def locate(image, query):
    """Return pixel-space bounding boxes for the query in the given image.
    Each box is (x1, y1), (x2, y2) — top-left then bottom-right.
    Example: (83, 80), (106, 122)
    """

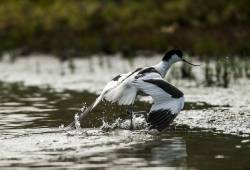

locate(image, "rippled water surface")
(0, 55), (250, 169)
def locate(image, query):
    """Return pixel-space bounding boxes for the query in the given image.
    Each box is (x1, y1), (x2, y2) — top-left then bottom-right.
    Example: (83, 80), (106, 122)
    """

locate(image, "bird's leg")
(127, 105), (133, 130)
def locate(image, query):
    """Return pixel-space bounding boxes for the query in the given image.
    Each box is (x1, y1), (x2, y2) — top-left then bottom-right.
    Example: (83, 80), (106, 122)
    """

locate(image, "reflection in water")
(185, 133), (250, 170)
(150, 138), (187, 166)
(0, 82), (250, 169)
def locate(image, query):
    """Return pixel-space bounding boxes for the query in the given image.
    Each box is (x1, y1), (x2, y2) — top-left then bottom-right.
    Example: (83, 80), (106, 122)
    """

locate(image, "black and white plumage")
(67, 49), (199, 131)
(94, 50), (185, 107)
(131, 72), (184, 131)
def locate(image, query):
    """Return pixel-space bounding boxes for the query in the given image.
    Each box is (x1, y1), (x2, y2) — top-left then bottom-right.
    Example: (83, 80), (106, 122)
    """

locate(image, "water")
(0, 55), (250, 169)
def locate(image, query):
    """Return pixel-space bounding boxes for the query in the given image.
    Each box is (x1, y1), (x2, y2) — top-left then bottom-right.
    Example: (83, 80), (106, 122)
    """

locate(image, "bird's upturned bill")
(182, 59), (200, 66)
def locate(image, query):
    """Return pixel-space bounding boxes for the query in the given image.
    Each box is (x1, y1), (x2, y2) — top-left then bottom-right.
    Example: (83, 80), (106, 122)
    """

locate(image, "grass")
(0, 0), (250, 57)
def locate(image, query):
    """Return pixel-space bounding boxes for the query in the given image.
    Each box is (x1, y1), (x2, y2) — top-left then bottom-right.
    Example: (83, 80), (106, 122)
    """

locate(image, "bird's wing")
(132, 73), (184, 112)
(132, 73), (183, 103)
(66, 72), (134, 129)
(101, 68), (142, 105)
(102, 67), (161, 105)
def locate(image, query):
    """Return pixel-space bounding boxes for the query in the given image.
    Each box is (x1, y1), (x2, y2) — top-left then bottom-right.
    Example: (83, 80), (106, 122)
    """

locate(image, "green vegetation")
(0, 0), (250, 56)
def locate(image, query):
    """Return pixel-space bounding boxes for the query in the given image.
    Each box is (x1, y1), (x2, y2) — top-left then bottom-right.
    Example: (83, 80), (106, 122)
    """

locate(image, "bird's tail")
(66, 95), (103, 129)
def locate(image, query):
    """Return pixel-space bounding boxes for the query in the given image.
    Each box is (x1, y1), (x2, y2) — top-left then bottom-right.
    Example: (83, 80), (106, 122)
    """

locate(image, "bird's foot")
(127, 105), (134, 130)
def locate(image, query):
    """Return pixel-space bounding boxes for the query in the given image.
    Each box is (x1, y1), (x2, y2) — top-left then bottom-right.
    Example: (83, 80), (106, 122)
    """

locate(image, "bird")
(67, 49), (199, 131)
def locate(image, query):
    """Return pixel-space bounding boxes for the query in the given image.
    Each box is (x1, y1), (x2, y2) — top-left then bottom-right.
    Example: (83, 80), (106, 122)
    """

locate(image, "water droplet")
(74, 113), (81, 130)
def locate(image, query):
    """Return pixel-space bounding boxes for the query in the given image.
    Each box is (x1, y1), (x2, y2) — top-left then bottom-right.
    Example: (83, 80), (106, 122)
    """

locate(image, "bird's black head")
(162, 49), (200, 66)
(162, 49), (183, 62)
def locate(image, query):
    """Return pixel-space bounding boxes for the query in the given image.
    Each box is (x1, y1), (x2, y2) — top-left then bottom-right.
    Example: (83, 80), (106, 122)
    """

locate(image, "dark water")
(0, 82), (250, 170)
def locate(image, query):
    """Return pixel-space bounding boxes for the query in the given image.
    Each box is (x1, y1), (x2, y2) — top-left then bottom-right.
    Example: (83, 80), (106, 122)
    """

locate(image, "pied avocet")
(68, 49), (199, 131)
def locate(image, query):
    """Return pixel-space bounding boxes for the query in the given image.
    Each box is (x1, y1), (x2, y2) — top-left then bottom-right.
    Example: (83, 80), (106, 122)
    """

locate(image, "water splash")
(74, 113), (81, 130)
(100, 118), (121, 131)
(100, 115), (148, 131)
(120, 115), (148, 130)
(59, 124), (64, 129)
(68, 103), (87, 130)
(80, 103), (87, 113)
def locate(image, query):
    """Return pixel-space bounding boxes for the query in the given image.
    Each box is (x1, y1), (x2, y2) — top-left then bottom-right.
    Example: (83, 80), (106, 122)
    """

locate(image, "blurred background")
(0, 0), (249, 57)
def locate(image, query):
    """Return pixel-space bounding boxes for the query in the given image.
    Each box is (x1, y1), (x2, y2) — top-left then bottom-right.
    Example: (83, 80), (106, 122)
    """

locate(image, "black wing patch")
(147, 109), (177, 131)
(130, 67), (143, 76)
(112, 74), (122, 81)
(135, 67), (161, 79)
(138, 67), (160, 75)
(120, 67), (142, 83)
(112, 67), (142, 82)
(143, 79), (183, 98)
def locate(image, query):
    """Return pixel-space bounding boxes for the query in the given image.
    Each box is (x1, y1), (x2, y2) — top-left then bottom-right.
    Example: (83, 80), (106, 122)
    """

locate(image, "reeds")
(202, 56), (249, 88)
